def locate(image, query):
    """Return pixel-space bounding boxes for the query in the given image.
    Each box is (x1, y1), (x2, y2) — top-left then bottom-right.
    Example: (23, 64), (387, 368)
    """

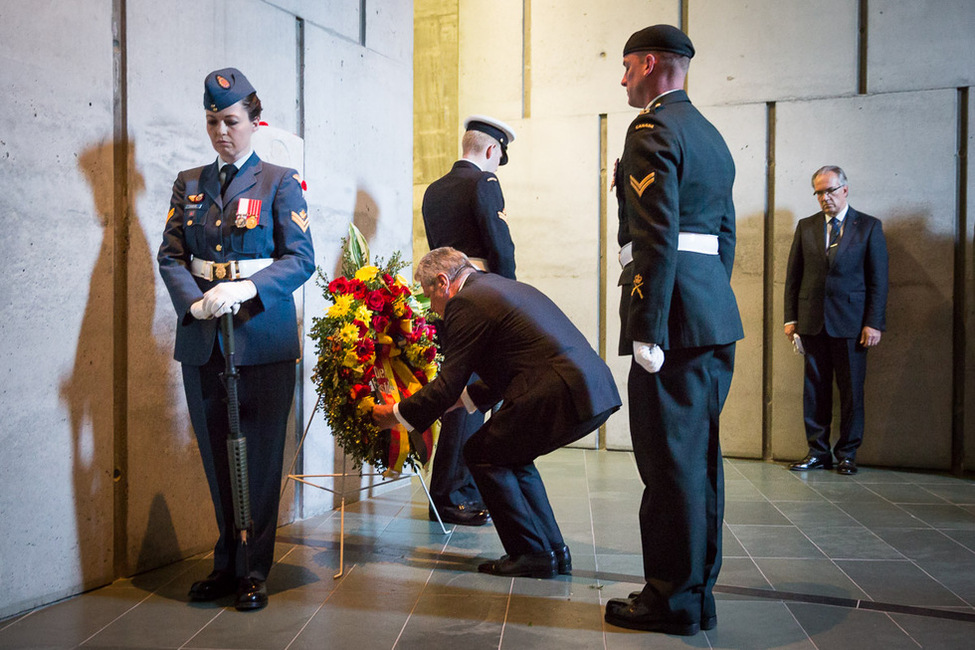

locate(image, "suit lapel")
(832, 207), (858, 264)
(224, 153), (260, 203)
(201, 160), (221, 206)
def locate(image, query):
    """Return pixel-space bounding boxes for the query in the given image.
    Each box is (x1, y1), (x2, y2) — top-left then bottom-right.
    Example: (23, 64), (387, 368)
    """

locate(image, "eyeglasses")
(813, 185), (846, 198)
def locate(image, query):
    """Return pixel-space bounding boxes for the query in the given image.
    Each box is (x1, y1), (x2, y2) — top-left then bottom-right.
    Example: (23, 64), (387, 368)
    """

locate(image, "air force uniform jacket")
(158, 153), (315, 366)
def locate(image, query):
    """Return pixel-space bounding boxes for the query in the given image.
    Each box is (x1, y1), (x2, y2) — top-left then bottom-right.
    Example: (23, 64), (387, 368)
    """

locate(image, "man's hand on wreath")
(372, 403), (398, 429)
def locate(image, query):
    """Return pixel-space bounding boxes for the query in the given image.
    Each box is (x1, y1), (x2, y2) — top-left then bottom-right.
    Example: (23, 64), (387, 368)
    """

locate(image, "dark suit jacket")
(398, 273), (621, 437)
(784, 206), (889, 338)
(157, 153), (315, 365)
(616, 90), (743, 354)
(422, 160), (516, 279)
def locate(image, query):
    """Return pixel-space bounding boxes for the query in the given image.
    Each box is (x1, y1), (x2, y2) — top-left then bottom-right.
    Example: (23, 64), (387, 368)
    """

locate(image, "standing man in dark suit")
(372, 248), (621, 578)
(785, 166), (889, 476)
(419, 116), (517, 526)
(604, 26), (743, 636)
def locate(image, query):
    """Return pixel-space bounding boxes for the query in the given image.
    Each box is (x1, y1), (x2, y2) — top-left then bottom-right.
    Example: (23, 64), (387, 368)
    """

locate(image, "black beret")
(623, 25), (695, 58)
(203, 67), (256, 113)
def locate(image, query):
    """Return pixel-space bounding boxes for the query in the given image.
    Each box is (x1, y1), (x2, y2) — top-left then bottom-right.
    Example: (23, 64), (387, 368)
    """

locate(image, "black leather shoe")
(789, 454), (833, 471)
(553, 545), (572, 575)
(605, 597), (700, 635)
(836, 458), (858, 475)
(188, 571), (236, 601)
(478, 551), (557, 578)
(623, 592), (717, 631)
(234, 578), (268, 611)
(430, 503), (490, 526)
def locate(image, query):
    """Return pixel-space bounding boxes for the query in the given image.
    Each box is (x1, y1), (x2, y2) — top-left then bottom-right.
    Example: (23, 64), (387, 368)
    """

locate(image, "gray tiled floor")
(3, 449), (975, 648)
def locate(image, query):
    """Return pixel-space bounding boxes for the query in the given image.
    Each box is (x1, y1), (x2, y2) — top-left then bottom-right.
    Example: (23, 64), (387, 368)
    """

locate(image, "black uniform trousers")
(429, 376), (484, 509)
(181, 342), (295, 582)
(464, 380), (617, 557)
(628, 343), (735, 625)
(801, 331), (868, 461)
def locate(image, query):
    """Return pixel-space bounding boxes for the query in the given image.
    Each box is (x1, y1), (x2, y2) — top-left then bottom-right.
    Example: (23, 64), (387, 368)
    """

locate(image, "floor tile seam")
(176, 608), (225, 650)
(892, 556), (975, 609)
(282, 581), (342, 650)
(722, 523), (776, 590)
(582, 449), (605, 586)
(391, 561), (440, 649)
(78, 584), (160, 648)
(721, 584), (975, 624)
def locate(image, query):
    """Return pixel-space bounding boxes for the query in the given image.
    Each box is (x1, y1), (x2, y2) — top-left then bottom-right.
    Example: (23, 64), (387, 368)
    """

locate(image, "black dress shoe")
(478, 551), (557, 579)
(188, 571), (236, 601)
(623, 591), (717, 631)
(836, 458), (858, 475)
(605, 597), (700, 636)
(235, 578), (268, 611)
(553, 544), (572, 575)
(429, 503), (490, 526)
(789, 454), (833, 471)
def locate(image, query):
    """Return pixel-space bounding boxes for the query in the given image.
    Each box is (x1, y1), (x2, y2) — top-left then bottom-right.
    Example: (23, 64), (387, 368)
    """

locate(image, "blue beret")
(203, 68), (256, 113)
(623, 25), (695, 58)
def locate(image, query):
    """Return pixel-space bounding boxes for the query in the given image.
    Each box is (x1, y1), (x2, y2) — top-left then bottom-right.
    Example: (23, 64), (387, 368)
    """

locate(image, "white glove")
(200, 280), (257, 318)
(633, 341), (665, 373)
(190, 299), (210, 320)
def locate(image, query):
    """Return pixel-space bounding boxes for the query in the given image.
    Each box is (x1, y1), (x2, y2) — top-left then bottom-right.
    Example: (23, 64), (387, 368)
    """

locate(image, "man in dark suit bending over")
(373, 247), (621, 578)
(785, 166), (889, 476)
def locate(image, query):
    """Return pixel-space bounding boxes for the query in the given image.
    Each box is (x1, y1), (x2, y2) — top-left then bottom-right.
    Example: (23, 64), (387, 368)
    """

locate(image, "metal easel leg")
(414, 470), (453, 535)
(333, 454), (348, 579)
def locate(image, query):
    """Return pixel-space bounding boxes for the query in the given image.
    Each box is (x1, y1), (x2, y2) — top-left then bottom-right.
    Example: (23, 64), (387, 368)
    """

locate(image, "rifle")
(221, 313), (252, 577)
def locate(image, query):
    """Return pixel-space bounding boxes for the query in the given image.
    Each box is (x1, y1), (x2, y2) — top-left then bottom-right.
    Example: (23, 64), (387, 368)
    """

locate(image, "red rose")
(382, 273), (395, 287)
(349, 384), (371, 401)
(328, 277), (350, 295)
(365, 290), (386, 311)
(423, 346), (437, 362)
(371, 313), (390, 333)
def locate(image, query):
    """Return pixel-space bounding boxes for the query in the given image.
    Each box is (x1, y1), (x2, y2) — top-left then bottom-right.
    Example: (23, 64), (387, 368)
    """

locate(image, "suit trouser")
(801, 331), (867, 460)
(628, 343), (734, 625)
(429, 376), (485, 508)
(464, 383), (618, 556)
(182, 344), (295, 581)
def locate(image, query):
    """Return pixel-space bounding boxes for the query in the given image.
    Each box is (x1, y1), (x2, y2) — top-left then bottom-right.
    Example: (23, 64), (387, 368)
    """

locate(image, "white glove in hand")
(200, 280), (257, 318)
(633, 341), (665, 373)
(190, 299), (210, 320)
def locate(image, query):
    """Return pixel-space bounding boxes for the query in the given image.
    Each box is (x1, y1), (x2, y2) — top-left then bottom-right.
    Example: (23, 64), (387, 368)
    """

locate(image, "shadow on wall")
(64, 140), (185, 583)
(861, 214), (953, 468)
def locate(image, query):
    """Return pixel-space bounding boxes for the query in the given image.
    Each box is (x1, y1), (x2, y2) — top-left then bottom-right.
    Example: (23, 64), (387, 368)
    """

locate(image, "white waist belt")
(468, 257), (490, 272)
(618, 233), (719, 267)
(190, 257), (273, 281)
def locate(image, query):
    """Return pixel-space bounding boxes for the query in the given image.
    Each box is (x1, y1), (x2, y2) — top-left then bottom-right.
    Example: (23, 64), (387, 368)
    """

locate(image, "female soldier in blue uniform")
(158, 68), (314, 611)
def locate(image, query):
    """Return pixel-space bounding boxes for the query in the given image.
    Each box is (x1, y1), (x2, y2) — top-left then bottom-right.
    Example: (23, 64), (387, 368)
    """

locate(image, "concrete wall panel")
(366, 0), (414, 63)
(772, 90), (958, 469)
(689, 0), (858, 106)
(458, 0), (522, 122)
(529, 0), (678, 118)
(868, 0), (975, 93)
(265, 0), (361, 42)
(0, 0), (116, 620)
(699, 102), (768, 458)
(300, 24), (414, 513)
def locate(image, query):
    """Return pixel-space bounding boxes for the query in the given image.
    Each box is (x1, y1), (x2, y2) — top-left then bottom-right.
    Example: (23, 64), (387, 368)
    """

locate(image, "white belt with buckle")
(467, 257), (490, 272)
(618, 233), (719, 267)
(190, 257), (274, 281)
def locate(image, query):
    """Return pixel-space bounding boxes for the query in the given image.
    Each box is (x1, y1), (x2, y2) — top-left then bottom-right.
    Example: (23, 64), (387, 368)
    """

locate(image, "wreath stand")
(282, 395), (453, 579)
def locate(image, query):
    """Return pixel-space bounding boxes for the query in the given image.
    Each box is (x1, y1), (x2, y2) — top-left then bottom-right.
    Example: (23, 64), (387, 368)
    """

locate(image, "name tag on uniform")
(236, 198), (262, 229)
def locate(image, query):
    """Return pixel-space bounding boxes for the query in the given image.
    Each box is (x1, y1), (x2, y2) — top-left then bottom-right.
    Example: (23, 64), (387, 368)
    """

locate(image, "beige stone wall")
(417, 0), (975, 467)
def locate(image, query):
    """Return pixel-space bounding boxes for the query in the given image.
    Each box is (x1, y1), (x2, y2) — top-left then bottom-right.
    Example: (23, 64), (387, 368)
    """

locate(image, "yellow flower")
(355, 266), (380, 282)
(357, 395), (376, 415)
(328, 294), (355, 318)
(338, 323), (359, 344)
(395, 274), (410, 288)
(342, 350), (360, 368)
(354, 305), (372, 323)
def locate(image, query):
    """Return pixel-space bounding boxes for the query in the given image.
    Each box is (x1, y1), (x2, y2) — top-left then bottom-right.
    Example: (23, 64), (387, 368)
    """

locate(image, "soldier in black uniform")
(604, 26), (743, 636)
(419, 116), (517, 525)
(158, 68), (314, 611)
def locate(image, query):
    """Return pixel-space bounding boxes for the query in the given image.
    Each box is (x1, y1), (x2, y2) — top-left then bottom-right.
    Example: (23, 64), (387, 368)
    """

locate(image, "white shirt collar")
(218, 149), (254, 170)
(461, 157), (485, 171)
(825, 205), (849, 223)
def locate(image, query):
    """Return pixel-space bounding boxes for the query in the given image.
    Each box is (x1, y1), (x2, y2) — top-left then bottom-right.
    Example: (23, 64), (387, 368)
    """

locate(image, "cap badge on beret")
(216, 75), (231, 89)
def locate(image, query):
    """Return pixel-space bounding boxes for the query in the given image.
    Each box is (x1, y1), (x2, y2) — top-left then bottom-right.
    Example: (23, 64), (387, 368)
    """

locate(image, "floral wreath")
(309, 224), (440, 475)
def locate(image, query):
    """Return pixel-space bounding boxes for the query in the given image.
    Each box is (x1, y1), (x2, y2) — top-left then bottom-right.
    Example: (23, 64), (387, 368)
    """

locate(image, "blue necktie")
(827, 217), (841, 263)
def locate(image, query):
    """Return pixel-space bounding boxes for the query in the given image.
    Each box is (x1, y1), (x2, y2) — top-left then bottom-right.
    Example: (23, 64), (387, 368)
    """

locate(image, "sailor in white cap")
(418, 115), (518, 527)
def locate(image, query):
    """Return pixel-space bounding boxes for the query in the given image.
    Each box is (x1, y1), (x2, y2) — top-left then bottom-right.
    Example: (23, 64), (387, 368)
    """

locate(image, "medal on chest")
(235, 198), (262, 229)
